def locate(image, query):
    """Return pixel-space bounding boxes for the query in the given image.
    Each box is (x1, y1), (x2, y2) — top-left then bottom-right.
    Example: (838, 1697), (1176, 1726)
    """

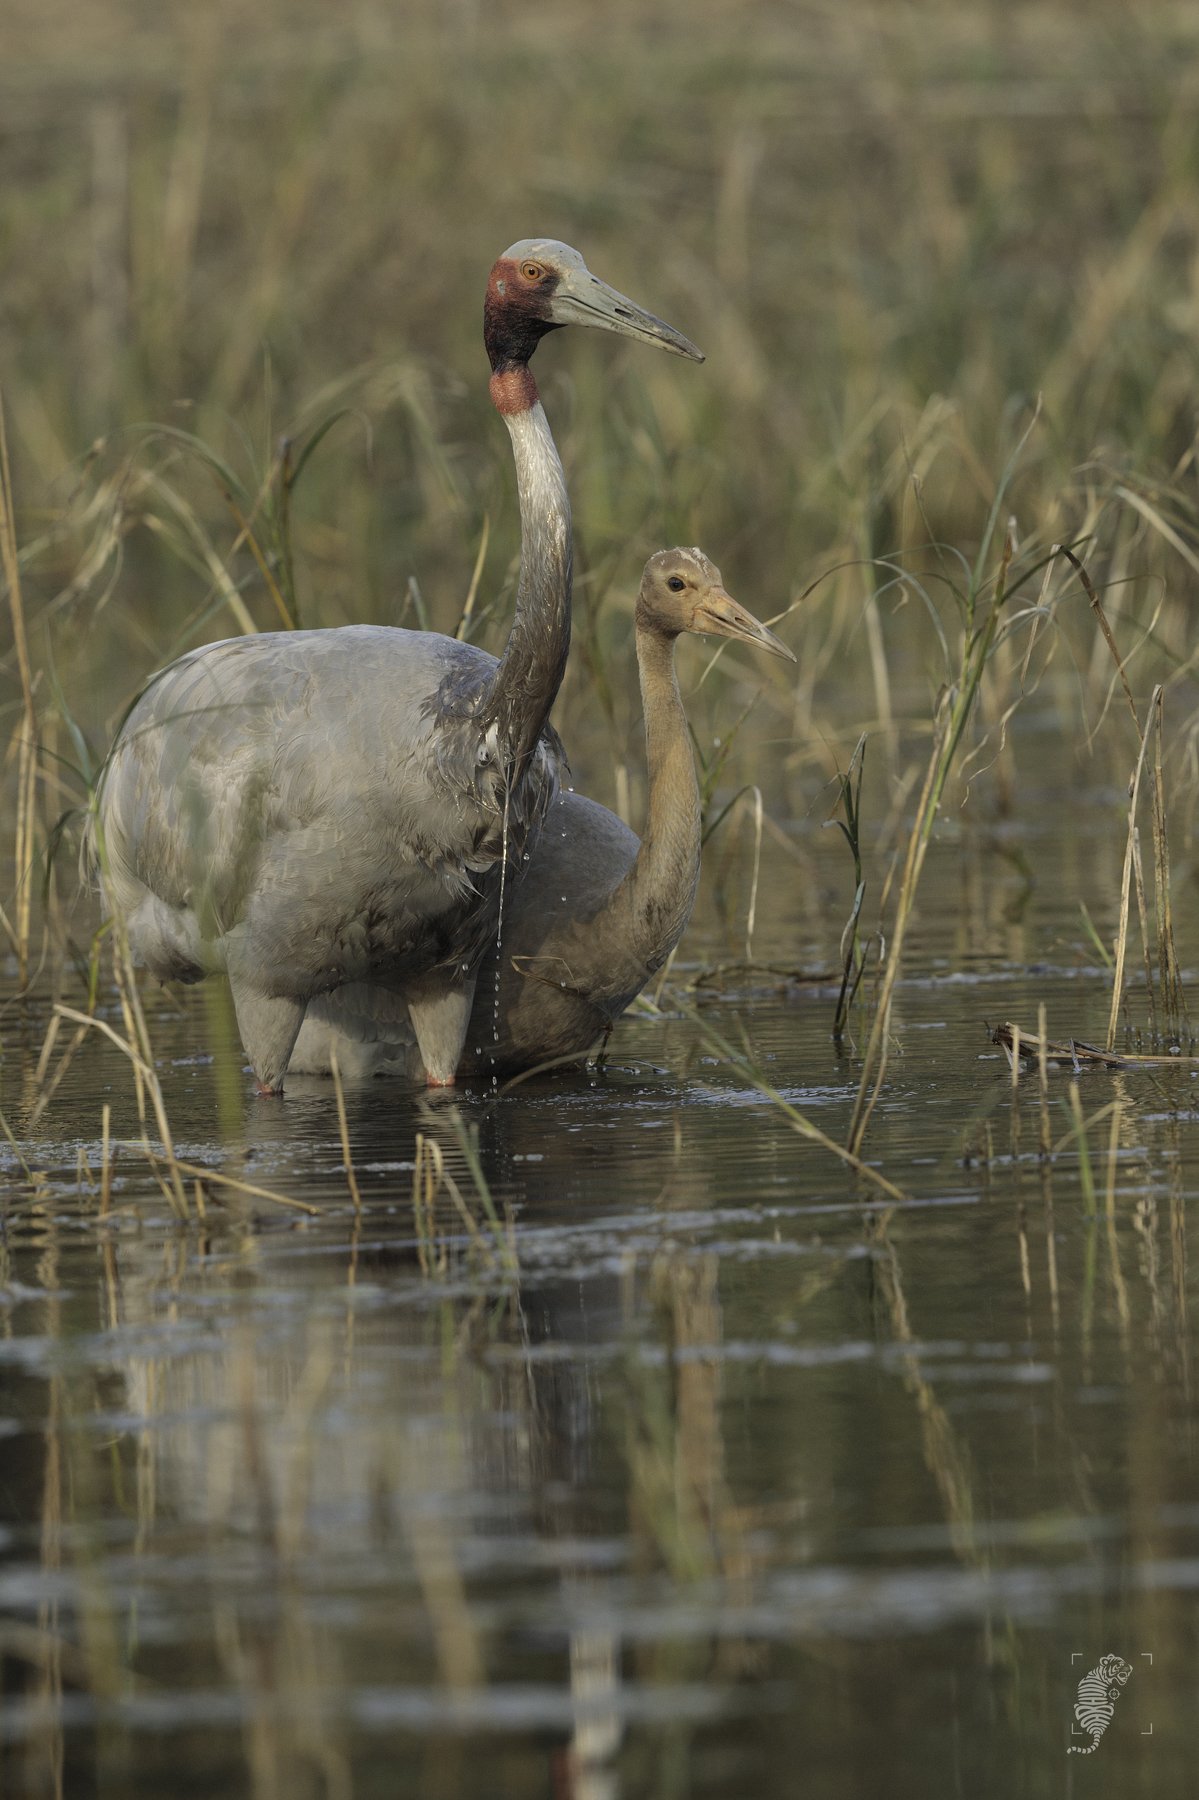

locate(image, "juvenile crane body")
(289, 549), (793, 1079)
(90, 241), (702, 1090)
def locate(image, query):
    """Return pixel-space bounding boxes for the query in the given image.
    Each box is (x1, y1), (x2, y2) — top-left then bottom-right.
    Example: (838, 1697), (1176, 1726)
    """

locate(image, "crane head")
(638, 547), (796, 662)
(485, 239), (703, 374)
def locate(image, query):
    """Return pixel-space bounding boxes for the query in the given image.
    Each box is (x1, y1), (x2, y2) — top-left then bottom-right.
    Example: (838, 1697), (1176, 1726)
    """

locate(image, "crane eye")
(667, 576), (687, 592)
(520, 261), (545, 281)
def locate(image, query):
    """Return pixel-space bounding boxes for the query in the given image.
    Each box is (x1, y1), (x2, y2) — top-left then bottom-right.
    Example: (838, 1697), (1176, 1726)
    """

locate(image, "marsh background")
(1, 0), (1198, 1795)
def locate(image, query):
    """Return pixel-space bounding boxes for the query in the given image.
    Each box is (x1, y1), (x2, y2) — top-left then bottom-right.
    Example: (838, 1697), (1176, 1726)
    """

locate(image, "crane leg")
(228, 979), (307, 1095)
(406, 970), (477, 1086)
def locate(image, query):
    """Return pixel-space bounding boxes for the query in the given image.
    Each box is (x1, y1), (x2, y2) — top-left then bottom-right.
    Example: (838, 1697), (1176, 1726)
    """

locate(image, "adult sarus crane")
(288, 547), (794, 1080)
(89, 241), (702, 1090)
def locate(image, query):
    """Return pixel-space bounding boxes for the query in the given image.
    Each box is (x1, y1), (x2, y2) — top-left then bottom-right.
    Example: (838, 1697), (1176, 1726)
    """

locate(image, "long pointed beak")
(694, 589), (796, 662)
(548, 267), (704, 361)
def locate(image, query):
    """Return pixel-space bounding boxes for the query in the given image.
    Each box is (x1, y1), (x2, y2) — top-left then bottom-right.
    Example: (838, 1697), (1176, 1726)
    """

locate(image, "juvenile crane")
(289, 548), (793, 1079)
(89, 242), (702, 1090)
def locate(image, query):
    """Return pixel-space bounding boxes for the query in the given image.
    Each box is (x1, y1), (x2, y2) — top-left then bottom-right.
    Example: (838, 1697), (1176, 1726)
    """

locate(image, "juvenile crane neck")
(614, 623), (702, 972)
(480, 396), (572, 776)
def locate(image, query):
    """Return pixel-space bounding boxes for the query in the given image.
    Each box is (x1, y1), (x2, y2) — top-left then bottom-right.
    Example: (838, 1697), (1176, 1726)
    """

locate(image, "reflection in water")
(1, 826), (1198, 1797)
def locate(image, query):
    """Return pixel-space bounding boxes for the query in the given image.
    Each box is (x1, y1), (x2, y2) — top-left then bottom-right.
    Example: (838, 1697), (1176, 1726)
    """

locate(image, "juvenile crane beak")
(694, 589), (796, 662)
(548, 265), (704, 362)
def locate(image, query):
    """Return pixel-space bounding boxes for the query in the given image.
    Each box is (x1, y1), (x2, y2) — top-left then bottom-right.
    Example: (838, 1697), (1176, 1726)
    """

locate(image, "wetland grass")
(3, 0), (1199, 1201)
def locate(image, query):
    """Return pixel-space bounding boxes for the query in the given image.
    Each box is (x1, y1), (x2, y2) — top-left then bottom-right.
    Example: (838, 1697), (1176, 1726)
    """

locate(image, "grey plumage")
(288, 548), (794, 1080)
(86, 240), (703, 1090)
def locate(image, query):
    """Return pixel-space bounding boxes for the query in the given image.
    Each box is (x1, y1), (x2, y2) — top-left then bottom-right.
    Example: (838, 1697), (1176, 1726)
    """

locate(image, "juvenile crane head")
(485, 239), (703, 411)
(637, 548), (795, 661)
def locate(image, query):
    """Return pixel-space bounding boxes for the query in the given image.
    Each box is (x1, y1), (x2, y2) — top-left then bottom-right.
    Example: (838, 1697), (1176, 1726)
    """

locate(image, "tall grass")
(3, 0), (1199, 1128)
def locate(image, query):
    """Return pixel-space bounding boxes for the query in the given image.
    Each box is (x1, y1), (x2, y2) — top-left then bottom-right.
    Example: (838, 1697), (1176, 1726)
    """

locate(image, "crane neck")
(613, 623), (701, 971)
(479, 378), (572, 779)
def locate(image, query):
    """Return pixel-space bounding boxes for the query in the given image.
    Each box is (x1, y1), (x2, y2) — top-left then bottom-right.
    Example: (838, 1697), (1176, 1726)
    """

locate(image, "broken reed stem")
(0, 388), (39, 985)
(329, 1051), (363, 1213)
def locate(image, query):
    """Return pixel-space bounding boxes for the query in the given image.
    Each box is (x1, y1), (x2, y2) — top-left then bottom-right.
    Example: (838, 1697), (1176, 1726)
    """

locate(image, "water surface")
(1, 794), (1195, 1799)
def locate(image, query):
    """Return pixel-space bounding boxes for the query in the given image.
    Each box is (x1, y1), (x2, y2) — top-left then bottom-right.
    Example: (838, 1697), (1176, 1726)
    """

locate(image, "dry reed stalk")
(743, 785), (763, 962)
(1130, 827), (1157, 1040)
(689, 1012), (907, 1202)
(1106, 700), (1156, 1052)
(99, 1103), (112, 1215)
(218, 465), (296, 629)
(411, 1132), (437, 1274)
(1149, 693), (1187, 1040)
(167, 1158), (317, 1215)
(1043, 1163), (1060, 1327)
(138, 466), (259, 636)
(1065, 1081), (1096, 1212)
(440, 1109), (516, 1269)
(1072, 543), (1188, 1045)
(454, 512), (490, 641)
(845, 696), (950, 1157)
(0, 389), (39, 984)
(32, 1013), (61, 1088)
(0, 1104), (40, 1187)
(54, 993), (188, 1216)
(329, 1051), (363, 1213)
(26, 1023), (90, 1128)
(1105, 1099), (1124, 1218)
(1036, 1002), (1051, 1159)
(1016, 1199), (1031, 1299)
